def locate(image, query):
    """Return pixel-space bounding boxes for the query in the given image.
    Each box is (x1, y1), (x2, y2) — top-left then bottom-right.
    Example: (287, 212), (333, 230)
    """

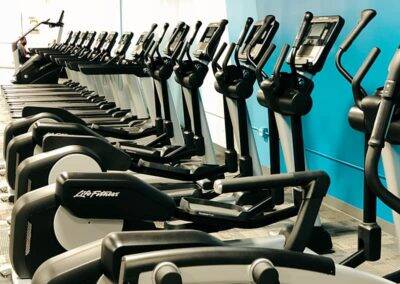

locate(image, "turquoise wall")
(225, 0), (400, 223)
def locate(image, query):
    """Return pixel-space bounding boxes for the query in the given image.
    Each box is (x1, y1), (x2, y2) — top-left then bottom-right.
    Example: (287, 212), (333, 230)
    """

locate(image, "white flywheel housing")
(48, 153), (102, 184)
(54, 206), (123, 250)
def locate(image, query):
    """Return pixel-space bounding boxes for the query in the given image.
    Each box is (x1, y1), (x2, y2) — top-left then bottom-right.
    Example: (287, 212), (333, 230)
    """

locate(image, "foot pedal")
(0, 264), (11, 277)
(0, 196), (8, 203)
(0, 185), (9, 193)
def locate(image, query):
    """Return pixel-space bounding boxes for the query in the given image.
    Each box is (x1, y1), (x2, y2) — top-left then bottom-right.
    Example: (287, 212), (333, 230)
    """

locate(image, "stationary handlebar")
(222, 43), (236, 71)
(273, 44), (290, 77)
(290, 11), (313, 73)
(212, 42), (227, 74)
(351, 47), (381, 108)
(255, 43), (276, 83)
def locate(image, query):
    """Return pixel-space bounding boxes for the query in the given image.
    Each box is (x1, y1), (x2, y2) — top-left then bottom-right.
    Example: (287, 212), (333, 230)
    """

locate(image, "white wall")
(0, 0), (228, 146)
(122, 0), (228, 146)
(0, 0), (121, 65)
(0, 0), (23, 67)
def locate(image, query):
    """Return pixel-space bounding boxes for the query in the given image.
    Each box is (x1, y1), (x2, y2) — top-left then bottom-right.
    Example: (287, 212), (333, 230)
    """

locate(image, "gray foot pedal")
(0, 264), (11, 277)
(0, 186), (8, 193)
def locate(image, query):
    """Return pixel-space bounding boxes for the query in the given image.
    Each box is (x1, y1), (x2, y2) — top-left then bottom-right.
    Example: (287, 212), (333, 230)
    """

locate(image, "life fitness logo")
(73, 190), (120, 199)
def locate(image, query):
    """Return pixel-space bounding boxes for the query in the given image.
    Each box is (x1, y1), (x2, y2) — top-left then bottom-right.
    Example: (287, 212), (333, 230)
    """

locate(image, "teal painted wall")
(225, 0), (400, 223)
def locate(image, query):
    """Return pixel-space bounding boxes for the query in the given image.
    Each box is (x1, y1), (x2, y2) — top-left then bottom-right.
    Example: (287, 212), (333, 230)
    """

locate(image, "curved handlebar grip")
(352, 47), (380, 108)
(212, 42), (227, 73)
(171, 41), (184, 61)
(273, 44), (290, 76)
(293, 11), (313, 50)
(188, 21), (202, 45)
(340, 9), (376, 51)
(255, 43), (276, 82)
(143, 40), (155, 58)
(256, 44), (276, 73)
(58, 10), (65, 23)
(149, 23), (158, 34)
(222, 43), (236, 70)
(158, 22), (169, 43)
(237, 17), (254, 48)
(177, 42), (188, 63)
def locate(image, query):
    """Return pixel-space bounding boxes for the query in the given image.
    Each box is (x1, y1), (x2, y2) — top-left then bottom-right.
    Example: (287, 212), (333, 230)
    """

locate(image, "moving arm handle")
(340, 9), (377, 51)
(336, 9), (377, 84)
(189, 21), (202, 46)
(255, 43), (276, 83)
(222, 43), (236, 71)
(234, 17), (254, 67)
(148, 23), (158, 38)
(290, 11), (313, 72)
(366, 48), (400, 214)
(352, 47), (380, 108)
(212, 42), (227, 74)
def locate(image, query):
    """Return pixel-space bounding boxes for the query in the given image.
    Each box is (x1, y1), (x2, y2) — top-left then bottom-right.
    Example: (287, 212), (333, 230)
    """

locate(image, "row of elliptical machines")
(3, 8), (399, 284)
(2, 11), (347, 283)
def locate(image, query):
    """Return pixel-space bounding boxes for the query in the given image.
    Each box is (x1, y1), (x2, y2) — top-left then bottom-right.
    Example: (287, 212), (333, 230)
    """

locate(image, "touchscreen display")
(203, 27), (216, 43)
(309, 23), (326, 37)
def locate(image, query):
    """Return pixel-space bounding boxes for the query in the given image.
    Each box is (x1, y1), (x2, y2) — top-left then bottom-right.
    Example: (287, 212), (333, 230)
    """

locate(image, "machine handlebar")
(366, 48), (400, 215)
(340, 9), (376, 51)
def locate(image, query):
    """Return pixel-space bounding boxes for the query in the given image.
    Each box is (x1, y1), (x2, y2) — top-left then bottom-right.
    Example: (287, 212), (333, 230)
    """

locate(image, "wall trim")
(322, 195), (394, 235)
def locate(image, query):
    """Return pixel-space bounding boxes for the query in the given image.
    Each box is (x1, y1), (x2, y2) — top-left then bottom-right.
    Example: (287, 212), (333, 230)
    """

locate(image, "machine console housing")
(293, 15), (344, 74)
(239, 16), (278, 66)
(116, 32), (134, 55)
(101, 32), (118, 53)
(164, 22), (189, 57)
(193, 20), (228, 62)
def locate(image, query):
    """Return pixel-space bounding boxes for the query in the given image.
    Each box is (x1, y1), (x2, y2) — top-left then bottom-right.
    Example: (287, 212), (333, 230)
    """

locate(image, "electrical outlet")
(255, 127), (269, 138)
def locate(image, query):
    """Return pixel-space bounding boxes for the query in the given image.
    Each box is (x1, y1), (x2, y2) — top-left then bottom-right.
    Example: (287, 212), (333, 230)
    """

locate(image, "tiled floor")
(0, 68), (399, 282)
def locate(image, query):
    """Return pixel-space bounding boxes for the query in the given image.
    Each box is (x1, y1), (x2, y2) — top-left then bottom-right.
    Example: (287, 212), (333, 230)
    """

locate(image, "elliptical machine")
(336, 9), (400, 271)
(255, 11), (344, 253)
(12, 11), (65, 84)
(12, 14), (342, 283)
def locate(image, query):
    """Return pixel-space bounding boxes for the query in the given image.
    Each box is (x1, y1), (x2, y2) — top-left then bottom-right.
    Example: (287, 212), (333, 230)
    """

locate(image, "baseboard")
(323, 195), (395, 235)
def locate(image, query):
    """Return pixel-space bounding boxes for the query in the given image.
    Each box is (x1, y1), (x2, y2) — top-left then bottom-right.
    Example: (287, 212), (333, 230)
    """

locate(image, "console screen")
(203, 27), (217, 43)
(309, 23), (326, 37)
(169, 30), (183, 53)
